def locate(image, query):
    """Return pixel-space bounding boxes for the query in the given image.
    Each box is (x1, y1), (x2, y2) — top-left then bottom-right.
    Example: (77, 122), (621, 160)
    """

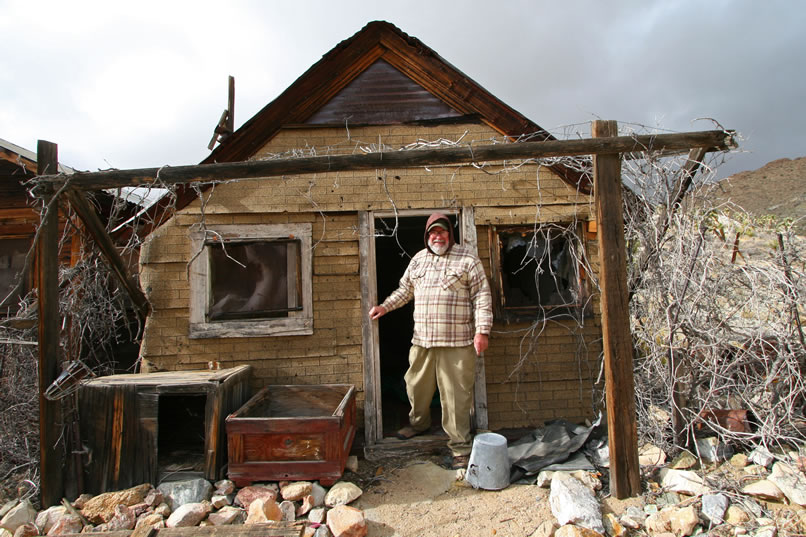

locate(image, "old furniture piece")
(78, 365), (251, 493)
(226, 384), (356, 486)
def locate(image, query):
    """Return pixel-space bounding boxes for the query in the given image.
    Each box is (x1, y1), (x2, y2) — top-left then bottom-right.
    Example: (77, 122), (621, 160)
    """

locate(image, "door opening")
(373, 213), (460, 438)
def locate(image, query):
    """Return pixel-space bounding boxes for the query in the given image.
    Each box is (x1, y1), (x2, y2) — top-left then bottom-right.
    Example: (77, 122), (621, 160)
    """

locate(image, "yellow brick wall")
(139, 122), (603, 430)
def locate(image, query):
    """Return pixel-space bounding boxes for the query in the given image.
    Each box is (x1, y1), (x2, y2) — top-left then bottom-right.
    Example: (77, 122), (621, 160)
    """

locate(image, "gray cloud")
(2, 0), (803, 180)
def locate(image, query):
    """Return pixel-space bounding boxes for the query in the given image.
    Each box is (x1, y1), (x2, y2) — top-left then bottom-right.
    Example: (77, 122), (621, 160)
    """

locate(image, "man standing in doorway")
(369, 212), (493, 469)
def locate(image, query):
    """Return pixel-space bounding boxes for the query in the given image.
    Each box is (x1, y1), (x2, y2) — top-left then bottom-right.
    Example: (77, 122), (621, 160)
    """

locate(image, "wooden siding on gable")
(306, 59), (461, 125)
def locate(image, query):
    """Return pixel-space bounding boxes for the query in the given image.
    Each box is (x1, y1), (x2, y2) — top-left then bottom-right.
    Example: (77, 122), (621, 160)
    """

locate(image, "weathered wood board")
(227, 384), (356, 486)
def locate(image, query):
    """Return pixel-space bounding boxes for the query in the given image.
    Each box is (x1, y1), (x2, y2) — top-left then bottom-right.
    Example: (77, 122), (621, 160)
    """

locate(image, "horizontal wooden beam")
(35, 130), (736, 192)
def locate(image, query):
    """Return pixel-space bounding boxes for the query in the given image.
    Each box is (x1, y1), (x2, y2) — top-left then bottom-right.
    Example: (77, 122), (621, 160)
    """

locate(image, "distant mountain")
(711, 157), (806, 235)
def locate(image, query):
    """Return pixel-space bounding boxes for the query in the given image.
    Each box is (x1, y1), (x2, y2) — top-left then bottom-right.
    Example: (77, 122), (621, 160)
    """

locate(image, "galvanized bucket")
(465, 432), (510, 490)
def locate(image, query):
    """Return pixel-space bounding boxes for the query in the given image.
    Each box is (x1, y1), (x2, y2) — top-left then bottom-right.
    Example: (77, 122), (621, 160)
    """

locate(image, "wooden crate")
(78, 366), (251, 494)
(226, 384), (356, 486)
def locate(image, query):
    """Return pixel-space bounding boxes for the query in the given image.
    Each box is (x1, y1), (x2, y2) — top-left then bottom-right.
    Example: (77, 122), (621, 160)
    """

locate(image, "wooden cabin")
(1, 139), (64, 314)
(137, 21), (604, 450)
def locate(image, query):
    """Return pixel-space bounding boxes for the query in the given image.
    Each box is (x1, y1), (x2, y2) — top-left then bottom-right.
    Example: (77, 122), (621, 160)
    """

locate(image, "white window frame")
(188, 223), (313, 338)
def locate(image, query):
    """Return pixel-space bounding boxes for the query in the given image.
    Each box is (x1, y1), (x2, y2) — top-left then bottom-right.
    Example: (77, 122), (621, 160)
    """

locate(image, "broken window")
(490, 224), (585, 322)
(208, 240), (301, 321)
(189, 224), (313, 338)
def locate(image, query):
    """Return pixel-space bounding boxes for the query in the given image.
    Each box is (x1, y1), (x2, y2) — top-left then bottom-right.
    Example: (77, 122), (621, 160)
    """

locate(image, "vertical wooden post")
(227, 75), (235, 133)
(37, 140), (64, 506)
(592, 121), (641, 498)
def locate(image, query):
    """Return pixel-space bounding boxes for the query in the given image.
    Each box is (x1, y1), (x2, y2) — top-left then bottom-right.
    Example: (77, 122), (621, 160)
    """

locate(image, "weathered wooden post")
(36, 140), (64, 506)
(592, 120), (641, 498)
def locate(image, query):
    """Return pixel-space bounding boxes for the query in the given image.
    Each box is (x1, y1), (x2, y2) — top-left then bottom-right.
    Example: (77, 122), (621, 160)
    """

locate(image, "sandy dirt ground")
(351, 455), (639, 537)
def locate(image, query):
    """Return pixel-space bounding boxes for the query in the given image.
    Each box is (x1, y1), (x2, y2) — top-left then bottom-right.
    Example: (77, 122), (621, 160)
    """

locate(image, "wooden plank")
(36, 130), (736, 191)
(64, 189), (150, 319)
(592, 120), (640, 498)
(364, 433), (450, 460)
(55, 523), (304, 537)
(461, 207), (489, 431)
(36, 140), (63, 507)
(358, 211), (382, 445)
(475, 204), (591, 225)
(83, 367), (251, 387)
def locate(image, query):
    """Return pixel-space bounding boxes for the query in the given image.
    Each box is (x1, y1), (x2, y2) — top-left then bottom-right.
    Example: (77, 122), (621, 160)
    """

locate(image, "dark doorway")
(158, 394), (206, 480)
(374, 213), (460, 437)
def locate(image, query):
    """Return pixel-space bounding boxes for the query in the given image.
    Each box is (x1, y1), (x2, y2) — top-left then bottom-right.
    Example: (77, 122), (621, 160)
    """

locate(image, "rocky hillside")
(712, 156), (806, 234)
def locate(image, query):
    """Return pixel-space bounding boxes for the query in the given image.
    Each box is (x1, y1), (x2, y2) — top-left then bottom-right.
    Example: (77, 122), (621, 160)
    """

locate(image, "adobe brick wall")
(139, 122), (603, 429)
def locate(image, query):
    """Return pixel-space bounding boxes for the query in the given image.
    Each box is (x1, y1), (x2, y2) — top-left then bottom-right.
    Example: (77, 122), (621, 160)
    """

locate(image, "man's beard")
(429, 239), (449, 256)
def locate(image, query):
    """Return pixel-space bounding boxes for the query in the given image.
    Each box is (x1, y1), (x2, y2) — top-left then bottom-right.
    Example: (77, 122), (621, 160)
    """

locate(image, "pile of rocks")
(537, 444), (806, 537)
(0, 462), (368, 537)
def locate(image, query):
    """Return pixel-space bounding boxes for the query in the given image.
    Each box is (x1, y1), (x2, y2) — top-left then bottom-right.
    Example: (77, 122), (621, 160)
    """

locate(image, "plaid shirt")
(381, 244), (493, 348)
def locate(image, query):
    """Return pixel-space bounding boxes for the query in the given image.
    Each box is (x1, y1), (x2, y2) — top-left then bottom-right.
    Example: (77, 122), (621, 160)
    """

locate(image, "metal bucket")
(465, 432), (509, 490)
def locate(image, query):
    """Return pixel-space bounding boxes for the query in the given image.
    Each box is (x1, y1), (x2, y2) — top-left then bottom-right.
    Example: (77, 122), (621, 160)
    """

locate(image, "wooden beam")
(358, 211), (382, 445)
(592, 121), (641, 499)
(35, 130), (736, 192)
(64, 189), (150, 319)
(54, 523), (303, 537)
(36, 140), (64, 507)
(461, 207), (489, 431)
(227, 75), (235, 134)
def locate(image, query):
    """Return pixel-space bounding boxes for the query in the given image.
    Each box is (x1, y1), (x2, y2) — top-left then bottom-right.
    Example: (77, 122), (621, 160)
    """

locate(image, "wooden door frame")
(359, 207), (488, 447)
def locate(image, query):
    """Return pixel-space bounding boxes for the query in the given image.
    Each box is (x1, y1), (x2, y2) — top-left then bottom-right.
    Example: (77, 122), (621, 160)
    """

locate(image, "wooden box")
(226, 384), (356, 486)
(78, 366), (251, 494)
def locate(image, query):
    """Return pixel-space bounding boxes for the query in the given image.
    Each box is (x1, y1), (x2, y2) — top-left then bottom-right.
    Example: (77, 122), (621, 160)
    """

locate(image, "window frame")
(189, 223), (313, 338)
(488, 222), (588, 323)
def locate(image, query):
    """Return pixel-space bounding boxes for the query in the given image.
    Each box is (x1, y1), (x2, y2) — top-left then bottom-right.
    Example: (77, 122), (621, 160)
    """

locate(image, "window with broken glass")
(490, 224), (586, 322)
(189, 223), (313, 338)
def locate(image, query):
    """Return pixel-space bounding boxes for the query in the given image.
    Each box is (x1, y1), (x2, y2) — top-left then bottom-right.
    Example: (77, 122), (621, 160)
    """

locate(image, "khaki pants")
(404, 344), (476, 456)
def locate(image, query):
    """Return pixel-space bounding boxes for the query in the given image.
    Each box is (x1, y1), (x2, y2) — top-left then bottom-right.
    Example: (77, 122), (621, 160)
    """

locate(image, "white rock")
(34, 506), (67, 534)
(658, 468), (710, 496)
(638, 444), (667, 466)
(748, 447), (775, 468)
(207, 506), (243, 526)
(308, 507), (326, 524)
(279, 501), (296, 522)
(345, 455), (359, 473)
(549, 472), (604, 534)
(696, 437), (724, 464)
(281, 482), (313, 502)
(214, 480), (236, 496)
(45, 514), (83, 536)
(701, 493), (730, 525)
(324, 482), (363, 507)
(311, 483), (328, 507)
(165, 502), (210, 528)
(210, 495), (230, 509)
(742, 479), (785, 502)
(768, 461), (806, 506)
(0, 500), (36, 532)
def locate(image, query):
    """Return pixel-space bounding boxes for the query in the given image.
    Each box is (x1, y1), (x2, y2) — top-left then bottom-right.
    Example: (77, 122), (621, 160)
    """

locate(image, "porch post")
(358, 211), (382, 445)
(592, 120), (641, 498)
(37, 140), (64, 506)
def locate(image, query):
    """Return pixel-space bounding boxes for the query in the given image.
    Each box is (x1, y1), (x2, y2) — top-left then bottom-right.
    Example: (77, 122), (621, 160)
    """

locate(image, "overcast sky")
(2, 0), (804, 181)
